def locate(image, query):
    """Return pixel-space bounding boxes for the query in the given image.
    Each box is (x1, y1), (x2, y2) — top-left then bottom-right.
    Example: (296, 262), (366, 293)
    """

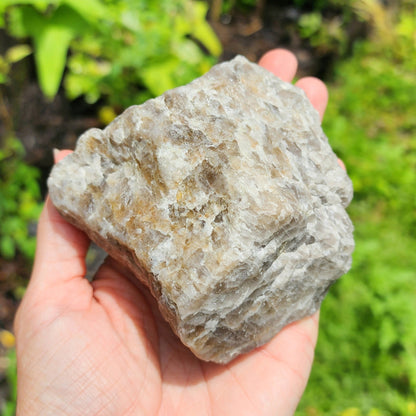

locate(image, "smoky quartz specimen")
(48, 56), (354, 363)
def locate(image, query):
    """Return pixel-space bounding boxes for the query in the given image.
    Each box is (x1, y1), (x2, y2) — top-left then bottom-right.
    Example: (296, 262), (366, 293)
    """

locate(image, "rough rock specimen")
(48, 55), (354, 363)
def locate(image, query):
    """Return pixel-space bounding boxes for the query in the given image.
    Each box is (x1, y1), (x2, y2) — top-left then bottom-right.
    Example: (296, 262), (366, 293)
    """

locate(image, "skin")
(14, 48), (328, 416)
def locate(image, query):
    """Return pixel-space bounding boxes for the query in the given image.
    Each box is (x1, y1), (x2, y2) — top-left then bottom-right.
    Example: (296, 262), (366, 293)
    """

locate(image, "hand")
(14, 49), (326, 416)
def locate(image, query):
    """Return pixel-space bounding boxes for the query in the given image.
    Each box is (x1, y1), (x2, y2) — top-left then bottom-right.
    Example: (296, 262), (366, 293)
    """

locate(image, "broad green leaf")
(0, 0), (54, 14)
(45, 4), (90, 33)
(5, 44), (32, 63)
(16, 5), (90, 98)
(187, 2), (222, 57)
(62, 0), (109, 22)
(33, 25), (74, 98)
(7, 5), (44, 38)
(173, 37), (204, 64)
(140, 58), (179, 96)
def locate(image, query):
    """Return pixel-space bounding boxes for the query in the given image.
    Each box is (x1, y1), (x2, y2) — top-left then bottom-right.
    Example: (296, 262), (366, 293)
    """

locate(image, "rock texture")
(48, 56), (354, 363)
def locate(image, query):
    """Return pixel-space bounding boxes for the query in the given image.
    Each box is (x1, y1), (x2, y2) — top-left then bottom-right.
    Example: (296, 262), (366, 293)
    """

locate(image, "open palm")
(15, 49), (327, 416)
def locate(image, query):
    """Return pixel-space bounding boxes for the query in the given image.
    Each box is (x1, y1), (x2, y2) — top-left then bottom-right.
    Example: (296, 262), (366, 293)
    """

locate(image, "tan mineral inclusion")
(48, 56), (354, 363)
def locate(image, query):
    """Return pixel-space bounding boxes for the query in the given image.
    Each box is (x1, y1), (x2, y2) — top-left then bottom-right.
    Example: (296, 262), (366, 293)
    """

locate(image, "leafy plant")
(66, 0), (221, 106)
(1, 0), (222, 104)
(0, 137), (42, 260)
(1, 0), (108, 98)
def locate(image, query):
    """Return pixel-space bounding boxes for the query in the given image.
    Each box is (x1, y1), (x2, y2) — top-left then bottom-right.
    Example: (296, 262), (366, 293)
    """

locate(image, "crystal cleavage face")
(48, 56), (354, 363)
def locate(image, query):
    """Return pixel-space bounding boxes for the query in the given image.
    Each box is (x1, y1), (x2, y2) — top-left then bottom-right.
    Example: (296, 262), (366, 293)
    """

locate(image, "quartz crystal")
(48, 56), (354, 363)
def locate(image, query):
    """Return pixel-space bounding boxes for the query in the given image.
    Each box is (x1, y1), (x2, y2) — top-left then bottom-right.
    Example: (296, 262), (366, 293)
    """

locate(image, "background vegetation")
(1, 0), (415, 414)
(297, 2), (416, 414)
